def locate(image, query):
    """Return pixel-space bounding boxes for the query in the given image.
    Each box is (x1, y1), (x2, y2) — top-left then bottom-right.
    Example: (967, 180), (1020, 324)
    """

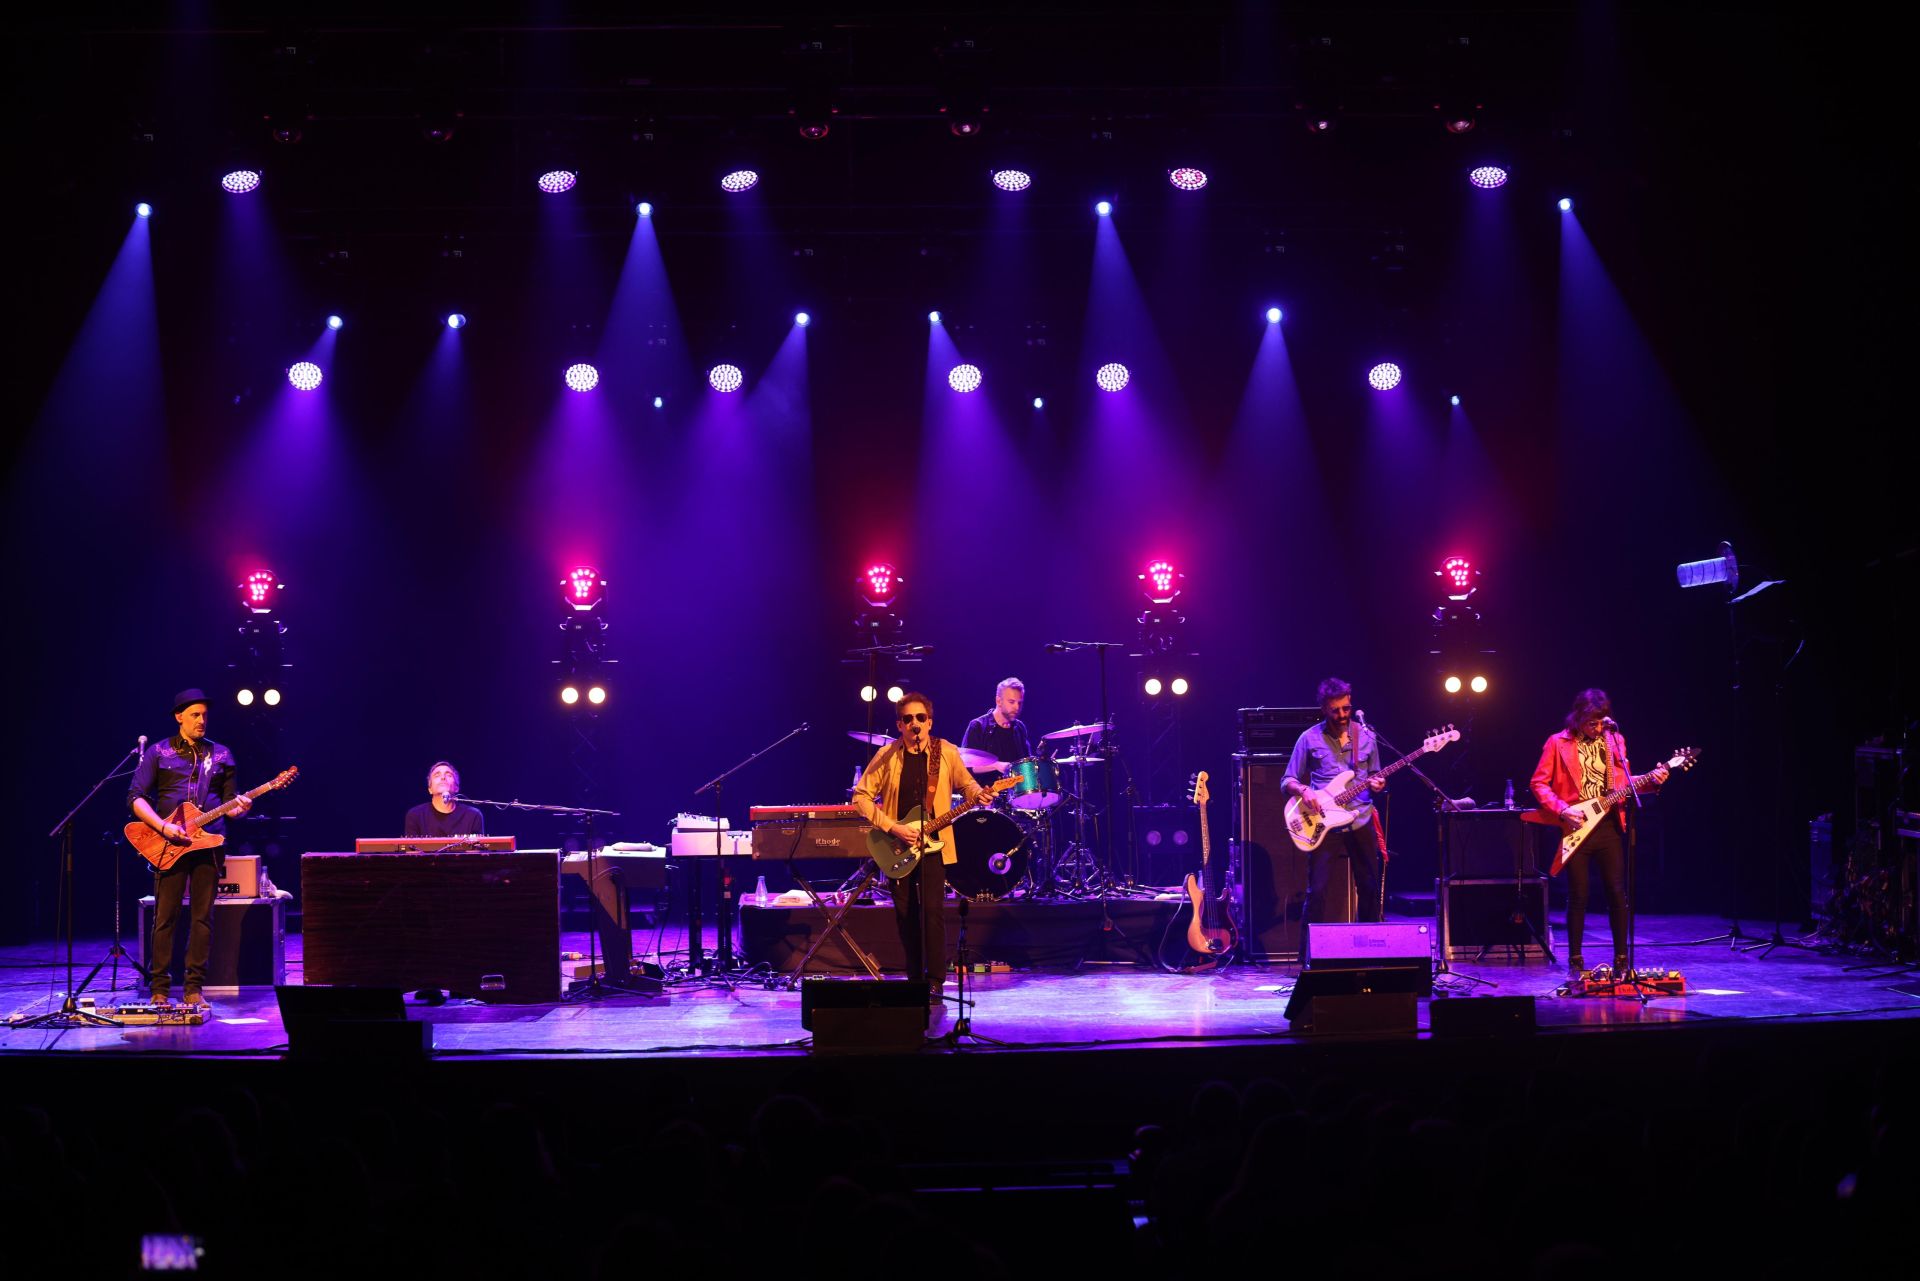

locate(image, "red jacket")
(1523, 729), (1635, 832)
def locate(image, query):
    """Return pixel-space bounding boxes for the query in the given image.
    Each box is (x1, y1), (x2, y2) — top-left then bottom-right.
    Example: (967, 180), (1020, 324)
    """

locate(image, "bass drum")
(946, 809), (1032, 901)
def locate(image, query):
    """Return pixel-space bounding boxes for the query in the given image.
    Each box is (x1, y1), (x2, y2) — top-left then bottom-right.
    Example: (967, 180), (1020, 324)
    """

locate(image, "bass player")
(1283, 678), (1387, 931)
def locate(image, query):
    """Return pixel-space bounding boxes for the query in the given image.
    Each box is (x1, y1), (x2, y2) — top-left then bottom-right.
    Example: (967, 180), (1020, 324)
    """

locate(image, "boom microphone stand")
(693, 723), (810, 978)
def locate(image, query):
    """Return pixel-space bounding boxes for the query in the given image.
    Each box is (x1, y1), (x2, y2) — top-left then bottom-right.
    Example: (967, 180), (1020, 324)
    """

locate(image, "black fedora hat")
(172, 688), (210, 714)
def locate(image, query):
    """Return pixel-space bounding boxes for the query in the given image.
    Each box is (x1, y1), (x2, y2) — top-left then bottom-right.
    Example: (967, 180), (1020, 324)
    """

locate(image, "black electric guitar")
(866, 776), (1022, 879)
(1158, 771), (1236, 973)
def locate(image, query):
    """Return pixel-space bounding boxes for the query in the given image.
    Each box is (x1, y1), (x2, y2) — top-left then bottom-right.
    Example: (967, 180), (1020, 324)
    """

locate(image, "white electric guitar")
(1284, 726), (1460, 852)
(1549, 746), (1701, 875)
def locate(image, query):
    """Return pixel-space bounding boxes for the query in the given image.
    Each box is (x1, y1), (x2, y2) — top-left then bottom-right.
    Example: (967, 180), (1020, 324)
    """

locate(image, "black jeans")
(892, 851), (948, 991)
(149, 850), (220, 993)
(1564, 819), (1629, 964)
(1307, 825), (1384, 927)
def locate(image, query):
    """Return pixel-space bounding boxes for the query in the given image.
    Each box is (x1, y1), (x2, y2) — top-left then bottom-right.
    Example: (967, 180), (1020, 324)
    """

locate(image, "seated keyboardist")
(403, 761), (487, 840)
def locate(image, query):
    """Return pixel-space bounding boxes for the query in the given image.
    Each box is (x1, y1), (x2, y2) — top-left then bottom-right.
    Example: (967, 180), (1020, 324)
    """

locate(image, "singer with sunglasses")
(851, 691), (994, 1000)
(1528, 688), (1668, 978)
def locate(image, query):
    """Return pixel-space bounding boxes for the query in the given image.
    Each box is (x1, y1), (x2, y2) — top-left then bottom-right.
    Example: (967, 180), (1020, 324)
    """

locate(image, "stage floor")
(4, 912), (1917, 1059)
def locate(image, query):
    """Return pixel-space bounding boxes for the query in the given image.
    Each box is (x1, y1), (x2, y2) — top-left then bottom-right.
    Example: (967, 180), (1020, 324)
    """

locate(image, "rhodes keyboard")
(748, 804), (861, 822)
(750, 805), (871, 860)
(354, 836), (517, 854)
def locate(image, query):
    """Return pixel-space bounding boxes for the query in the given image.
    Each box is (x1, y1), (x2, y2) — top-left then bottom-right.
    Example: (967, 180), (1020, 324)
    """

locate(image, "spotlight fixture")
(860, 562), (900, 607)
(947, 363), (983, 393)
(1095, 362), (1130, 392)
(564, 566), (606, 611)
(1144, 677), (1164, 697)
(1305, 117), (1335, 134)
(221, 169), (262, 194)
(561, 685), (581, 706)
(325, 314), (343, 331)
(1450, 394), (1462, 407)
(446, 313), (467, 329)
(636, 201), (653, 217)
(886, 684), (906, 704)
(1265, 307), (1283, 324)
(927, 310), (943, 325)
(860, 685), (878, 703)
(237, 689), (255, 707)
(708, 363), (744, 393)
(652, 396), (665, 409)
(794, 311), (811, 327)
(586, 685), (607, 706)
(287, 362), (323, 392)
(1469, 675), (1488, 694)
(1469, 165), (1509, 190)
(240, 569), (282, 613)
(1140, 558), (1183, 606)
(991, 168), (1032, 192)
(720, 169), (760, 193)
(1168, 167), (1208, 191)
(1094, 200), (1112, 217)
(1558, 197), (1573, 212)
(1676, 541), (1739, 592)
(1440, 556), (1477, 601)
(564, 363), (600, 392)
(1367, 362), (1403, 391)
(1444, 675), (1463, 694)
(1032, 397), (1044, 410)
(263, 689), (282, 707)
(537, 169), (577, 194)
(135, 202), (153, 218)
(1170, 677), (1190, 696)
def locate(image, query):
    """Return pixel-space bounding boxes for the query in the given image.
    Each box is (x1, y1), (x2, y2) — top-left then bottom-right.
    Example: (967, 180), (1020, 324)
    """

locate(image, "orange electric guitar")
(124, 766), (299, 871)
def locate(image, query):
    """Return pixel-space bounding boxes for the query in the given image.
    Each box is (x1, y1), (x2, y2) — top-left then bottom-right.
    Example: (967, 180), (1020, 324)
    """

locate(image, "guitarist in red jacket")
(1528, 688), (1664, 978)
(128, 689), (251, 1006)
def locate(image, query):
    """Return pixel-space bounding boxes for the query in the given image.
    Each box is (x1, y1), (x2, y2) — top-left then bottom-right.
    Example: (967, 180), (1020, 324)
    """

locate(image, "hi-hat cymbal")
(1051, 754), (1106, 766)
(1041, 721), (1107, 742)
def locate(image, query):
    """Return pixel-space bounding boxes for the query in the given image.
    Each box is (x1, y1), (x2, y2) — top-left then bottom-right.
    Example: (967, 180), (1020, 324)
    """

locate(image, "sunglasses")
(899, 712), (930, 723)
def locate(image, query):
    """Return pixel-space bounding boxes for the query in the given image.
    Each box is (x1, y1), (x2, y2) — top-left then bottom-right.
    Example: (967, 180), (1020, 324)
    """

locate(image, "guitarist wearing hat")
(128, 688), (251, 1006)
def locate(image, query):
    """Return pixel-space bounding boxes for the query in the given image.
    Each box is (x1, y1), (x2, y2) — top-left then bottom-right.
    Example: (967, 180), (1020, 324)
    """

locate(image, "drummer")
(962, 677), (1034, 784)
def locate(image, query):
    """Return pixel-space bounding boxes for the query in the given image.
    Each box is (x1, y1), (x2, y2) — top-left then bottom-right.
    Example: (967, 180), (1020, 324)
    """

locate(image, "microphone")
(1602, 717), (1619, 731)
(137, 734), (147, 757)
(1043, 642), (1070, 653)
(799, 722), (810, 732)
(902, 644), (935, 655)
(1354, 709), (1366, 724)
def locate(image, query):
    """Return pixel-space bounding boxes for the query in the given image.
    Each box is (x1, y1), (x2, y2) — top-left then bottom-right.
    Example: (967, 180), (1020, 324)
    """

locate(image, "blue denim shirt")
(1283, 723), (1382, 829)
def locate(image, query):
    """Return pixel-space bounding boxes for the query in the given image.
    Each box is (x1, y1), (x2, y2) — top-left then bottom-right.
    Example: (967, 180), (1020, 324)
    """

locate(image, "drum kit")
(846, 720), (1115, 902)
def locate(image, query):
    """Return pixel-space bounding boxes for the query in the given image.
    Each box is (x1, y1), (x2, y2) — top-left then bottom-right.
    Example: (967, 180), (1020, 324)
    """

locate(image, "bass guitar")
(1547, 747), (1700, 875)
(124, 766), (300, 871)
(1284, 727), (1459, 852)
(1159, 771), (1236, 973)
(865, 776), (1021, 879)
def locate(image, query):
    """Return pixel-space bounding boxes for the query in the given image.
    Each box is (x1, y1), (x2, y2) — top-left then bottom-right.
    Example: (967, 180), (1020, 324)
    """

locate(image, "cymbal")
(847, 730), (894, 746)
(1052, 754), (1105, 766)
(1041, 721), (1107, 742)
(956, 746), (1007, 772)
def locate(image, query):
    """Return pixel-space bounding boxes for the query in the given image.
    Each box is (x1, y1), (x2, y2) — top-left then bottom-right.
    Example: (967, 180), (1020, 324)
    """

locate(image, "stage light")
(1171, 677), (1190, 696)
(564, 363), (600, 392)
(537, 169), (577, 194)
(720, 168), (760, 193)
(1445, 675), (1463, 694)
(326, 314), (344, 331)
(794, 311), (811, 327)
(1676, 541), (1739, 592)
(240, 569), (281, 613)
(860, 685), (878, 703)
(135, 202), (152, 218)
(1558, 197), (1573, 212)
(287, 362), (323, 392)
(1368, 362), (1403, 391)
(928, 310), (942, 324)
(1140, 558), (1183, 605)
(446, 313), (467, 329)
(1266, 307), (1283, 324)
(586, 685), (607, 706)
(1032, 397), (1044, 409)
(263, 688), (282, 707)
(221, 169), (262, 194)
(860, 561), (899, 607)
(1450, 394), (1461, 407)
(1441, 556), (1475, 599)
(1444, 117), (1476, 135)
(636, 201), (653, 217)
(561, 685), (581, 706)
(948, 363), (983, 393)
(886, 684), (906, 705)
(1095, 200), (1112, 217)
(1469, 166), (1509, 190)
(1144, 677), (1164, 697)
(708, 363), (744, 393)
(565, 566), (605, 612)
(1168, 167), (1208, 191)
(1095, 362), (1130, 392)
(652, 396), (665, 409)
(1469, 675), (1488, 694)
(1306, 118), (1334, 134)
(237, 689), (255, 706)
(991, 168), (1032, 192)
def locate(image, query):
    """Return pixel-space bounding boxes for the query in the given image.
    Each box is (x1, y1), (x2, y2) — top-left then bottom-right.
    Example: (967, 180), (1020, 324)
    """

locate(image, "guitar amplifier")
(218, 855), (260, 898)
(1238, 707), (1319, 755)
(1445, 809), (1552, 878)
(1441, 877), (1554, 963)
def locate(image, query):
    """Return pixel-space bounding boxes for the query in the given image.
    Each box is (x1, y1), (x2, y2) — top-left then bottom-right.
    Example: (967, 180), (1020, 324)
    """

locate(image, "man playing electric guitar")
(851, 691), (995, 1000)
(1283, 678), (1387, 934)
(1527, 688), (1667, 978)
(127, 688), (252, 1007)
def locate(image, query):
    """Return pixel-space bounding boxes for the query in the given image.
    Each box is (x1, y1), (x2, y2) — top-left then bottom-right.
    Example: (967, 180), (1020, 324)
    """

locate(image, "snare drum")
(1006, 756), (1062, 810)
(946, 810), (1032, 901)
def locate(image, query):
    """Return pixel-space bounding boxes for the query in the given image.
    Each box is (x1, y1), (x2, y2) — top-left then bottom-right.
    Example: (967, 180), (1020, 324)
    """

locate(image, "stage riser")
(739, 900), (1181, 972)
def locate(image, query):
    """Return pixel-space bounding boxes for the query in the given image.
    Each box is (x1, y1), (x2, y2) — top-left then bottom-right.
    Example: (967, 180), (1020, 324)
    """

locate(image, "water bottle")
(753, 874), (770, 907)
(1504, 778), (1516, 809)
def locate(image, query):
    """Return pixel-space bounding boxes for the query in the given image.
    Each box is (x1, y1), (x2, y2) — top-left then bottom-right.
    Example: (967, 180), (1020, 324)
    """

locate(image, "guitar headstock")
(270, 766), (299, 790)
(1187, 770), (1211, 806)
(988, 775), (1022, 794)
(1667, 747), (1701, 771)
(1425, 724), (1461, 753)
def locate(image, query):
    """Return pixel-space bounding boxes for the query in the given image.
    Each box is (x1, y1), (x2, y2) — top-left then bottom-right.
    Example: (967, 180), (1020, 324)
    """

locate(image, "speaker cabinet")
(1135, 805), (1203, 886)
(1445, 809), (1553, 878)
(1428, 994), (1537, 1037)
(1441, 877), (1553, 963)
(1238, 755), (1311, 962)
(800, 978), (927, 1052)
(1282, 966), (1423, 1032)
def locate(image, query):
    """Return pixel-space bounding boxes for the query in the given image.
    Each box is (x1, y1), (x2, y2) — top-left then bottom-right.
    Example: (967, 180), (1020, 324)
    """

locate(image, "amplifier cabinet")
(301, 852), (560, 1003)
(140, 891), (288, 989)
(1444, 809), (1554, 879)
(1440, 877), (1554, 963)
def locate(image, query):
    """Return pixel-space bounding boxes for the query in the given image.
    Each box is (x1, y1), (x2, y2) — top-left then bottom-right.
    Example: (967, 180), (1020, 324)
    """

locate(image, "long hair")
(1564, 688), (1611, 734)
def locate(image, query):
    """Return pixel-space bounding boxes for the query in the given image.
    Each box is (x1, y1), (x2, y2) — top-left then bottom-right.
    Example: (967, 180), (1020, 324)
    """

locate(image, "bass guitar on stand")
(1159, 771), (1236, 973)
(1284, 728), (1459, 852)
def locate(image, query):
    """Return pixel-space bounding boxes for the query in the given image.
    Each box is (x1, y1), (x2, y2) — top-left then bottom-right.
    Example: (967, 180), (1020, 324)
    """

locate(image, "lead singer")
(851, 691), (992, 1000)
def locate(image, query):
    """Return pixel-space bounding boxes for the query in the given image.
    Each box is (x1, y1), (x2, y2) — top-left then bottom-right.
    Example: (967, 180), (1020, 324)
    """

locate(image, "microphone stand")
(693, 723), (810, 980)
(18, 743), (146, 1029)
(1046, 641), (1147, 966)
(1369, 727), (1497, 988)
(455, 795), (633, 1000)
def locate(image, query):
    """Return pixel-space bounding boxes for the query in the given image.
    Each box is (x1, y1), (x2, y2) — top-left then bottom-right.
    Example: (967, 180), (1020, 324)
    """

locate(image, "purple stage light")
(636, 201), (653, 217)
(325, 314), (344, 331)
(992, 168), (1032, 192)
(708, 363), (744, 393)
(1469, 165), (1509, 189)
(221, 169), (262, 194)
(1367, 362), (1403, 391)
(1558, 197), (1573, 212)
(948, 364), (983, 393)
(652, 396), (665, 409)
(928, 310), (942, 325)
(537, 169), (577, 194)
(794, 311), (811, 327)
(1266, 307), (1283, 324)
(287, 362), (323, 392)
(720, 169), (760, 193)
(1450, 394), (1461, 407)
(135, 202), (152, 218)
(1032, 397), (1044, 410)
(1095, 200), (1112, 217)
(1095, 362), (1130, 392)
(1168, 167), (1208, 191)
(446, 313), (466, 329)
(564, 363), (600, 392)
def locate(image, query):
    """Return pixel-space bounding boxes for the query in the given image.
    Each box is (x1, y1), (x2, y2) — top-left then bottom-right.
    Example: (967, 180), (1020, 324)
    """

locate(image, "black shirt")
(896, 748), (929, 822)
(404, 802), (487, 838)
(128, 736), (239, 832)
(962, 712), (1032, 769)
